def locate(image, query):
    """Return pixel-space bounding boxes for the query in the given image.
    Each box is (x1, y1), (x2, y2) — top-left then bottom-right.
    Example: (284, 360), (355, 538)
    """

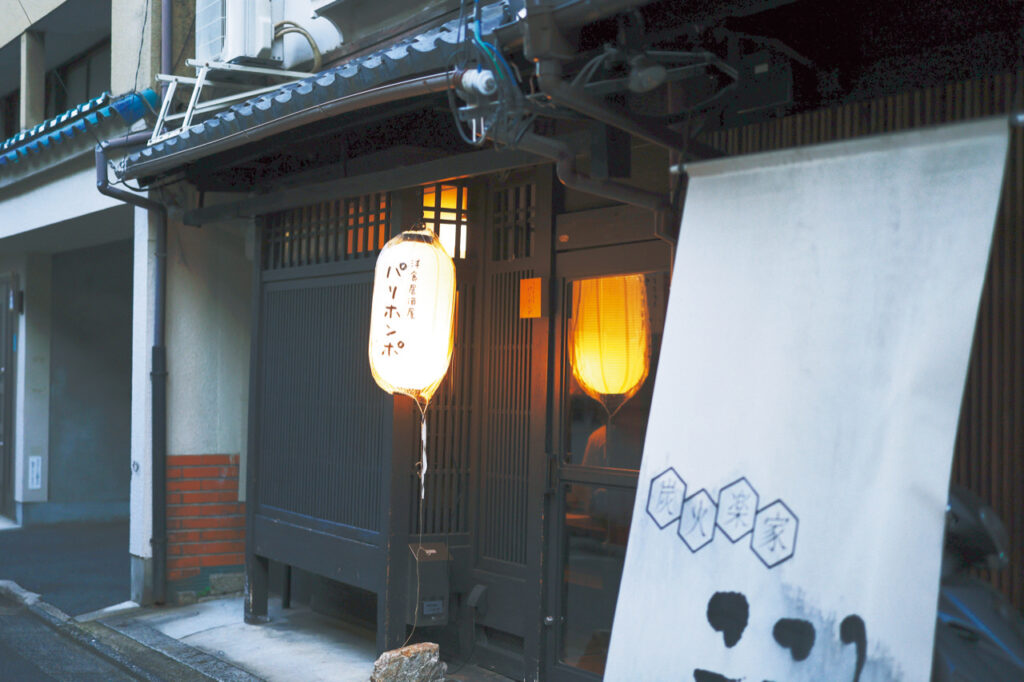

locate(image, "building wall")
(0, 157), (122, 243)
(129, 206), (155, 601)
(16, 253), (51, 512)
(129, 208), (252, 602)
(110, 0), (158, 94)
(0, 152), (133, 524)
(0, 252), (48, 513)
(0, 0), (66, 48)
(41, 240), (132, 521)
(166, 220), (251, 462)
(166, 453), (245, 598)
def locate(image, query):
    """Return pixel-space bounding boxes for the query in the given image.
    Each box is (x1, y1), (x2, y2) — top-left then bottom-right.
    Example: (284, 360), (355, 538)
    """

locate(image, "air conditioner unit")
(195, 0), (275, 64)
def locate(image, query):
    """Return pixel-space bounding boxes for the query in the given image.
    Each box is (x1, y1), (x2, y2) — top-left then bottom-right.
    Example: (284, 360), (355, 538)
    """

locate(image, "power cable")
(132, 0), (152, 95)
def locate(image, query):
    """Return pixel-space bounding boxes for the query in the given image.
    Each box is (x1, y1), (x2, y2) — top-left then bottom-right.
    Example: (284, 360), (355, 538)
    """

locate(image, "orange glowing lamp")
(569, 274), (651, 416)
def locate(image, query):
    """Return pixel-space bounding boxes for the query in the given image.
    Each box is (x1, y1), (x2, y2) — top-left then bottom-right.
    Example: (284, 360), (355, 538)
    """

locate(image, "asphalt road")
(0, 592), (134, 681)
(0, 520), (129, 616)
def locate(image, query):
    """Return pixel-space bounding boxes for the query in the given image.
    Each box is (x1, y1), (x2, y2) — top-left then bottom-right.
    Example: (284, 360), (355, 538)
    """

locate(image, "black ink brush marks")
(772, 618), (816, 661)
(840, 614), (867, 682)
(706, 591), (749, 648)
(694, 590), (868, 682)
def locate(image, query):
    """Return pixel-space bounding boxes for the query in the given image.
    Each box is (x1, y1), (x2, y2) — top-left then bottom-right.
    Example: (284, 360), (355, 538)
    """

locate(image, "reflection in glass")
(556, 271), (669, 675)
(569, 275), (651, 418)
(559, 483), (634, 675)
(565, 272), (667, 470)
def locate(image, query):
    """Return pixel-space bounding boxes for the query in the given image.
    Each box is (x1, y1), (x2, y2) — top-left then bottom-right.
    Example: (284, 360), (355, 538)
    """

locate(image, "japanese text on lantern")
(378, 258), (422, 358)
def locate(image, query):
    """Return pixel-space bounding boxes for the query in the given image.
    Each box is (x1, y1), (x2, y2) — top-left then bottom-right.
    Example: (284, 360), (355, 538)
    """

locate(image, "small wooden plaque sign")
(519, 277), (542, 319)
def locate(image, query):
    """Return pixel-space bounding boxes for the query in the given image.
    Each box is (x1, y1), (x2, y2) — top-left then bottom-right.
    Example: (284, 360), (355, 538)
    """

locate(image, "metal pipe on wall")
(96, 129), (169, 605)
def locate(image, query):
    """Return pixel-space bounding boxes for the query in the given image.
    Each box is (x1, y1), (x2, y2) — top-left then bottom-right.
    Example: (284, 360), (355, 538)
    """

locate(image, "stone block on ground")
(370, 642), (447, 682)
(209, 572), (244, 594)
(174, 590), (197, 606)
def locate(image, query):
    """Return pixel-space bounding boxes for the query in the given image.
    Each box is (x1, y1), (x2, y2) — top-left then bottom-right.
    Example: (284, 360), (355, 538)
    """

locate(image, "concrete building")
(0, 0), (252, 608)
(0, 0), (152, 528)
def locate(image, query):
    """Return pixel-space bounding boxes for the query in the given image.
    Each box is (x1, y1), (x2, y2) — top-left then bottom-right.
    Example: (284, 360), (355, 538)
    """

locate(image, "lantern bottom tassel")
(420, 414), (428, 501)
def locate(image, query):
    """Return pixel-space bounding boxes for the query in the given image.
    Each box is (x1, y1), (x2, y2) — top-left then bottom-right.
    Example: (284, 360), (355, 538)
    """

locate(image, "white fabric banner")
(606, 119), (1008, 682)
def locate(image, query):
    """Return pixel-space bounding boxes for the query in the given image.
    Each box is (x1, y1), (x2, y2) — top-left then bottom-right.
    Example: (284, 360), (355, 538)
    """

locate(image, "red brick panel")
(173, 516), (246, 530)
(167, 455), (235, 466)
(166, 454), (245, 583)
(201, 528), (245, 541)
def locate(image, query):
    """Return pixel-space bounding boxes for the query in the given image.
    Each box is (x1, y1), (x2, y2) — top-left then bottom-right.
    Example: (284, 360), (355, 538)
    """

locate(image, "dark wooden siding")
(706, 72), (1024, 609)
(258, 277), (388, 532)
(410, 275), (477, 535)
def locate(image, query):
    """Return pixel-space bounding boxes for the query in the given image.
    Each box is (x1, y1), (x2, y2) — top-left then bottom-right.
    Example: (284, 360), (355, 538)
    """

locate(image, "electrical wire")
(132, 0), (152, 95)
(274, 21), (323, 72)
(401, 399), (430, 649)
(445, 0), (537, 149)
(447, 1), (487, 146)
(171, 8), (196, 74)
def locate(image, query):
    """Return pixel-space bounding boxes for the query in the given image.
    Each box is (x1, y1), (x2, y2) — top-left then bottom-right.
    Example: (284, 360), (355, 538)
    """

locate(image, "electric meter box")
(406, 543), (451, 626)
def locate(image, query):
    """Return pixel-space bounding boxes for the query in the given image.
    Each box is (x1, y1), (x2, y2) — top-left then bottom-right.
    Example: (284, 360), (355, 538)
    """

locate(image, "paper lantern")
(368, 228), (457, 407)
(569, 274), (651, 416)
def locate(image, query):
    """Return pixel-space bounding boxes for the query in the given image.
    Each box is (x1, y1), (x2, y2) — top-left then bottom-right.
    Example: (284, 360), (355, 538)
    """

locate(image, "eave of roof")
(0, 90), (158, 166)
(122, 1), (512, 181)
(0, 89), (158, 191)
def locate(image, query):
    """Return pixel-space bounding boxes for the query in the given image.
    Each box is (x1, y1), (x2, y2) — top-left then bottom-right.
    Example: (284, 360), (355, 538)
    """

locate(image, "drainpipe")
(96, 132), (169, 605)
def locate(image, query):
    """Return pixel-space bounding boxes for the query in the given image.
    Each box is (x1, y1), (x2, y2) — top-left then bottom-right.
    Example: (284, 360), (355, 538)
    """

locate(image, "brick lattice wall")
(166, 454), (245, 583)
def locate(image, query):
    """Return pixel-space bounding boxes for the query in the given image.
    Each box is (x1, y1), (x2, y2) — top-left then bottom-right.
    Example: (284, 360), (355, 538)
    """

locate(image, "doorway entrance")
(543, 239), (671, 680)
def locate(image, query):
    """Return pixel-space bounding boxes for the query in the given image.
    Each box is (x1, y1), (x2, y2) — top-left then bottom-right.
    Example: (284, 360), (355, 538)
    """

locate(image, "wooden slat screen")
(409, 278), (477, 535)
(258, 279), (388, 532)
(479, 268), (534, 565)
(262, 193), (389, 270)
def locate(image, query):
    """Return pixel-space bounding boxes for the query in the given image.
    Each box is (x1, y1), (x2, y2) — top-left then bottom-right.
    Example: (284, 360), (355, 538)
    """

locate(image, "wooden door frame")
(464, 164), (554, 681)
(542, 237), (672, 681)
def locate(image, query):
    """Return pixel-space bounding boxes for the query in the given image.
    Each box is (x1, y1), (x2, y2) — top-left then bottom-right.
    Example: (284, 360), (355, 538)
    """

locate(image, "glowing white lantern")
(368, 227), (457, 407)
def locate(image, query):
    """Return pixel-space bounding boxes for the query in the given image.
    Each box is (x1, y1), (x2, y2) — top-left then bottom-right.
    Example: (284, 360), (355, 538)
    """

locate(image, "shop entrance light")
(368, 227), (457, 497)
(569, 274), (651, 417)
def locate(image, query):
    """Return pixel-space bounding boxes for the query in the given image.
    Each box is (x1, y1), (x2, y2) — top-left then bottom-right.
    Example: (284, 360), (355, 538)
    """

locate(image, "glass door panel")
(558, 482), (634, 674)
(549, 265), (669, 679)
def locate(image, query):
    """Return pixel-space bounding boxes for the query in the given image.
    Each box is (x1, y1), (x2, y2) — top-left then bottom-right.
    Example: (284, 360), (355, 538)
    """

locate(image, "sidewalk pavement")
(1, 580), (509, 681)
(88, 595), (378, 681)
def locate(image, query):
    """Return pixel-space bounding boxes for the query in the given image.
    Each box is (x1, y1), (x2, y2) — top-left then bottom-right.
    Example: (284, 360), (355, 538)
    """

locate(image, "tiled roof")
(0, 90), (159, 168)
(123, 1), (510, 179)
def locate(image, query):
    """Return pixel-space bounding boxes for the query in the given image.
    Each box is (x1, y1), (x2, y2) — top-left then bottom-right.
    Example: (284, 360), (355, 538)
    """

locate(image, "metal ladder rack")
(149, 58), (313, 145)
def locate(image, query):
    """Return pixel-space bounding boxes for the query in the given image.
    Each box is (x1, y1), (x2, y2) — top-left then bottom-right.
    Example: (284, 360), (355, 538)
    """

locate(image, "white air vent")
(196, 0), (274, 64)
